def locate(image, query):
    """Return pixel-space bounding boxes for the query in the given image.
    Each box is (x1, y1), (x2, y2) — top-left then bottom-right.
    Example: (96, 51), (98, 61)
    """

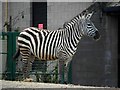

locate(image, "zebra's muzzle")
(93, 31), (100, 41)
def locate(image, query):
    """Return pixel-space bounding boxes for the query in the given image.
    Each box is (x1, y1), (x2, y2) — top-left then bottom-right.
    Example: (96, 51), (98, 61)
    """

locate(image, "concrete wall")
(1, 2), (31, 78)
(2, 2), (31, 32)
(47, 2), (92, 30)
(71, 6), (105, 86)
(0, 1), (2, 79)
(1, 2), (118, 87)
(103, 15), (118, 87)
(47, 2), (103, 86)
(47, 2), (118, 87)
(72, 7), (118, 87)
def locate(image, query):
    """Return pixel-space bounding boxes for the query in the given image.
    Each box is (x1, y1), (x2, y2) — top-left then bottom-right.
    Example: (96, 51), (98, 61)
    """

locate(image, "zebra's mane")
(63, 10), (89, 28)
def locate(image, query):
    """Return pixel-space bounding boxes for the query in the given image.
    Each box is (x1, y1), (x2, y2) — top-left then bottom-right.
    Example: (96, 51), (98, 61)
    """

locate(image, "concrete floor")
(1, 80), (119, 90)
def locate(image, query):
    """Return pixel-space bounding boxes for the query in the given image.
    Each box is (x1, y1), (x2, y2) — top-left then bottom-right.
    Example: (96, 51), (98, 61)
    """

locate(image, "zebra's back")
(17, 27), (60, 60)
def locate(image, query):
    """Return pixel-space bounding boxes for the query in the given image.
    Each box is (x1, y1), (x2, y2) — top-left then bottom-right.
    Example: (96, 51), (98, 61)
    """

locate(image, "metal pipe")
(5, 0), (8, 32)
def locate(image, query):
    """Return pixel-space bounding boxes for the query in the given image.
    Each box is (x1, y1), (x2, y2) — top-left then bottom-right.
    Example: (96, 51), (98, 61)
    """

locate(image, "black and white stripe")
(16, 12), (100, 82)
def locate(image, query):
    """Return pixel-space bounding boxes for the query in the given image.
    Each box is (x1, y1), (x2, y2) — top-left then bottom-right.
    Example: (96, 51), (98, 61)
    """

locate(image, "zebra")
(13, 11), (100, 83)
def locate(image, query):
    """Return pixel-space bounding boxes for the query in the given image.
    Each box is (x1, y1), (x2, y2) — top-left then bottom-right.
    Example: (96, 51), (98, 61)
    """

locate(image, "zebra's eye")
(87, 23), (91, 26)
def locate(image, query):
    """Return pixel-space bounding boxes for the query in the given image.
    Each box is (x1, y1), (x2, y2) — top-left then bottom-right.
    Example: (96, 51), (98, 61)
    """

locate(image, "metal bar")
(68, 61), (72, 84)
(1, 32), (20, 80)
(0, 53), (7, 54)
(12, 32), (19, 80)
(5, 0), (8, 32)
(6, 32), (13, 80)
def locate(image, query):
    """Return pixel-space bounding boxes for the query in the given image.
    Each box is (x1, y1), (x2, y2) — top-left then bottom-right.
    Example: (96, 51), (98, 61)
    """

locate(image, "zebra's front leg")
(64, 59), (72, 84)
(57, 51), (71, 84)
(58, 59), (65, 83)
(58, 58), (72, 84)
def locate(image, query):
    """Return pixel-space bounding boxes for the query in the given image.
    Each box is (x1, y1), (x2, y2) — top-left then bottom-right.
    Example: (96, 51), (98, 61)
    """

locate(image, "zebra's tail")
(13, 48), (20, 60)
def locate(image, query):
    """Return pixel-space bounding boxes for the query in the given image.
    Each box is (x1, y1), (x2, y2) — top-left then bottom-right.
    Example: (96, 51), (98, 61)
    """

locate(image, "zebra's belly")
(35, 53), (58, 61)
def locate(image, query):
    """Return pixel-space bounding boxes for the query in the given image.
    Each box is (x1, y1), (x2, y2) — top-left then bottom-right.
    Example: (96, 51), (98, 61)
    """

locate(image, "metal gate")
(0, 32), (19, 80)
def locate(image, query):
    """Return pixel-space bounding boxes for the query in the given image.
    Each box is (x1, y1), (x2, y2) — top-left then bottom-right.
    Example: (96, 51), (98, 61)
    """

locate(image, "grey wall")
(47, 2), (118, 87)
(103, 15), (118, 87)
(2, 2), (31, 32)
(47, 2), (92, 30)
(72, 8), (105, 86)
(1, 2), (118, 87)
(1, 2), (31, 78)
(72, 8), (118, 87)
(0, 1), (2, 79)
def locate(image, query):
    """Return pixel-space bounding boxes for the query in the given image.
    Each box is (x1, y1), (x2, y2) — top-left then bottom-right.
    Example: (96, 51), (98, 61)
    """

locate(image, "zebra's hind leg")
(20, 49), (34, 82)
(64, 58), (72, 84)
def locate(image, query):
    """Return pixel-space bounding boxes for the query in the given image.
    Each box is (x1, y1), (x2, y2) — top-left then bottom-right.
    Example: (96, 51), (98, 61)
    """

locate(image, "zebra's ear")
(86, 11), (94, 19)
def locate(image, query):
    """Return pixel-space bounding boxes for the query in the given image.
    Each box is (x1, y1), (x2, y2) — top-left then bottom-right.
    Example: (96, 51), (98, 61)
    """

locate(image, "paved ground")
(0, 80), (119, 90)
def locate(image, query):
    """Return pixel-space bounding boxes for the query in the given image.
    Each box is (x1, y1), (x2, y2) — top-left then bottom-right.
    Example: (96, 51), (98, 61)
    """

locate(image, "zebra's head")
(80, 12), (100, 41)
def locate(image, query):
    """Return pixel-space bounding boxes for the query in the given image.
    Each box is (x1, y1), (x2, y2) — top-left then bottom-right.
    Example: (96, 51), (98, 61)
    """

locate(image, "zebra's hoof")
(64, 81), (68, 84)
(58, 80), (68, 84)
(23, 78), (33, 82)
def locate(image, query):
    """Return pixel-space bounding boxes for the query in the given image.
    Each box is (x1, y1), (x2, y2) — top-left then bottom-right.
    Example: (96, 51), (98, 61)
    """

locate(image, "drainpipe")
(5, 0), (8, 32)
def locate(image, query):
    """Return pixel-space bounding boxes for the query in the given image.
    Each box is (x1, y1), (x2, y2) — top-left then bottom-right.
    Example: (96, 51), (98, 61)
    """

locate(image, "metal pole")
(5, 0), (8, 32)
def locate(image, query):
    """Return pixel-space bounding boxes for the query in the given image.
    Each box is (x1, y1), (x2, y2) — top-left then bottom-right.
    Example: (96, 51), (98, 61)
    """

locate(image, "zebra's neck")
(66, 13), (83, 33)
(62, 14), (82, 54)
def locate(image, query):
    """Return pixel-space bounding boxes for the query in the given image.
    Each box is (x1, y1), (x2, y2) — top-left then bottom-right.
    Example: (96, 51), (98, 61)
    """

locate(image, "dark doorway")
(32, 2), (47, 29)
